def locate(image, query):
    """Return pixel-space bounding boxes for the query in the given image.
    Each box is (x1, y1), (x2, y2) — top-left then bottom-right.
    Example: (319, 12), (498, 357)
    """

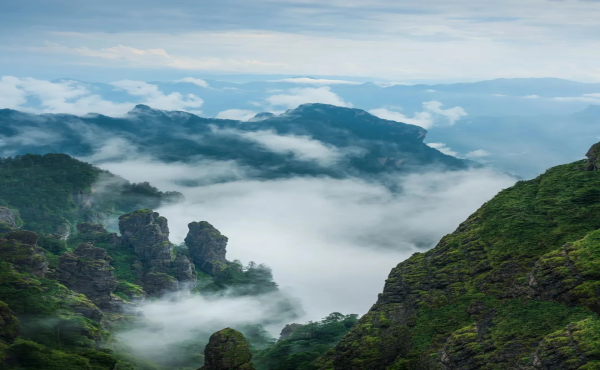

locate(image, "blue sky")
(2, 0), (600, 82)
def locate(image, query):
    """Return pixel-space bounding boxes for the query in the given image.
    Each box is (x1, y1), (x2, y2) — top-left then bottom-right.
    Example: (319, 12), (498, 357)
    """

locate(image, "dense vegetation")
(0, 104), (470, 182)
(0, 154), (182, 234)
(315, 154), (600, 369)
(253, 313), (359, 370)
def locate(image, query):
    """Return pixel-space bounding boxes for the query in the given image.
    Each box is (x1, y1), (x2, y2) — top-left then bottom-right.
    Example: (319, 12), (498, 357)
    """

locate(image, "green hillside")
(314, 143), (600, 369)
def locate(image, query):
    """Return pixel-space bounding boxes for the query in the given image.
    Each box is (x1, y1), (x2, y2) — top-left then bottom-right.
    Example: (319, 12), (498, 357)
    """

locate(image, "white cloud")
(369, 108), (434, 129)
(270, 77), (362, 85)
(0, 76), (135, 116)
(554, 93), (600, 104)
(174, 77), (210, 88)
(523, 94), (540, 99)
(0, 76), (208, 116)
(216, 109), (259, 121)
(466, 149), (491, 159)
(267, 87), (352, 109)
(111, 80), (204, 112)
(213, 127), (346, 166)
(31, 41), (288, 72)
(427, 142), (459, 157)
(0, 76), (27, 109)
(369, 101), (467, 129)
(423, 101), (468, 125)
(118, 290), (300, 361)
(94, 154), (514, 322)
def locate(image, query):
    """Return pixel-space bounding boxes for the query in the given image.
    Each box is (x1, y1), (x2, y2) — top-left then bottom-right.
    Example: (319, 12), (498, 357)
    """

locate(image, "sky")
(2, 0), (600, 82)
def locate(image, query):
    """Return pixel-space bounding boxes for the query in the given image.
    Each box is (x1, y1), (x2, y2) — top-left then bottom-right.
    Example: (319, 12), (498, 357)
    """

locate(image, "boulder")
(199, 328), (255, 370)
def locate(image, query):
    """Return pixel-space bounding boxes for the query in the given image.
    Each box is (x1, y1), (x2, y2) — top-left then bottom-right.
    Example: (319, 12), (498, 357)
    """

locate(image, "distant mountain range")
(0, 103), (470, 181)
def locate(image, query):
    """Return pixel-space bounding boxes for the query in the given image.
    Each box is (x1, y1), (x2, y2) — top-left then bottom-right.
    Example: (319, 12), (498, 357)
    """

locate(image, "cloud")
(117, 290), (300, 361)
(0, 76), (27, 108)
(267, 87), (352, 109)
(523, 94), (540, 99)
(174, 77), (210, 88)
(0, 76), (135, 116)
(92, 155), (514, 322)
(427, 142), (459, 157)
(31, 41), (288, 72)
(369, 101), (467, 129)
(269, 78), (362, 85)
(216, 109), (259, 121)
(465, 149), (491, 158)
(111, 80), (204, 112)
(554, 93), (600, 104)
(213, 127), (348, 166)
(369, 108), (434, 129)
(423, 101), (468, 125)
(0, 76), (208, 116)
(8, 0), (600, 82)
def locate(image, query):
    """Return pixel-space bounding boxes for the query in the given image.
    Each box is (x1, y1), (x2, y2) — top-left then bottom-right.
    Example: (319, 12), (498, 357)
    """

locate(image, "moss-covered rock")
(0, 231), (48, 277)
(200, 328), (255, 370)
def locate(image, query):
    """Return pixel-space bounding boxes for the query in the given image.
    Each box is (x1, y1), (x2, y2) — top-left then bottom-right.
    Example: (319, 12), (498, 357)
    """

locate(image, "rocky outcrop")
(0, 301), (19, 344)
(56, 243), (119, 310)
(528, 319), (600, 370)
(199, 328), (255, 370)
(119, 210), (197, 295)
(0, 231), (48, 277)
(185, 221), (228, 275)
(0, 207), (17, 232)
(585, 142), (600, 170)
(77, 223), (121, 245)
(173, 253), (197, 287)
(279, 323), (303, 341)
(119, 209), (173, 272)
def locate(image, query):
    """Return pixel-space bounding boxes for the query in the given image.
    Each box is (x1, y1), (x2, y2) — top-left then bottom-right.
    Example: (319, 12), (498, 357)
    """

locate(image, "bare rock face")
(0, 207), (17, 232)
(199, 328), (255, 370)
(585, 142), (600, 170)
(119, 210), (197, 295)
(185, 222), (228, 276)
(119, 209), (173, 272)
(0, 231), (48, 277)
(56, 243), (119, 310)
(173, 253), (198, 288)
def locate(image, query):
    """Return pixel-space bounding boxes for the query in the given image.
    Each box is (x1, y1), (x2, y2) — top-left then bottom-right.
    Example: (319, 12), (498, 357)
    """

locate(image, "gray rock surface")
(56, 243), (119, 310)
(185, 221), (228, 276)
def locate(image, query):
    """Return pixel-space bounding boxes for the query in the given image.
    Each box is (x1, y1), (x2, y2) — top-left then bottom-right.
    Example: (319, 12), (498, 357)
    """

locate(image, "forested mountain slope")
(312, 143), (600, 369)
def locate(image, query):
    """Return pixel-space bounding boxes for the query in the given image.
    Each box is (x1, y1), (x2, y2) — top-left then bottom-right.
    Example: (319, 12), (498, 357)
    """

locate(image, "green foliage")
(0, 154), (182, 234)
(316, 157), (600, 369)
(254, 313), (359, 370)
(197, 260), (279, 296)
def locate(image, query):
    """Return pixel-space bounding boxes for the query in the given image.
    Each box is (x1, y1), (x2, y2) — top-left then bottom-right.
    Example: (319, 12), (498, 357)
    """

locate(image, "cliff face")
(316, 143), (600, 369)
(185, 221), (228, 276)
(119, 209), (197, 295)
(56, 243), (119, 310)
(199, 328), (255, 370)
